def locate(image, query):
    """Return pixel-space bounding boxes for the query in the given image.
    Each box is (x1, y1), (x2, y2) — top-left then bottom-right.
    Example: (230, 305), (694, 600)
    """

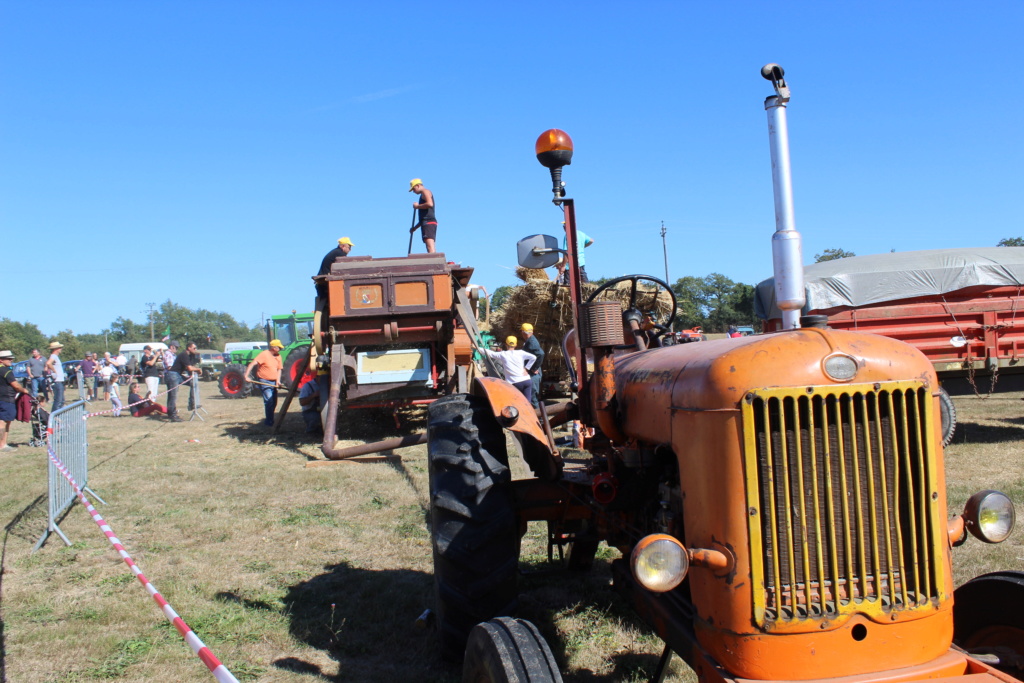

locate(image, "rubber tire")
(429, 394), (519, 662)
(281, 344), (311, 393)
(939, 387), (957, 446)
(462, 617), (562, 683)
(953, 571), (1024, 666)
(219, 364), (251, 399)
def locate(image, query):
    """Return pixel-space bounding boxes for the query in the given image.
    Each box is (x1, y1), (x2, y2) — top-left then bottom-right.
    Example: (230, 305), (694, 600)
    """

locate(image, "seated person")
(298, 372), (323, 435)
(128, 382), (168, 418)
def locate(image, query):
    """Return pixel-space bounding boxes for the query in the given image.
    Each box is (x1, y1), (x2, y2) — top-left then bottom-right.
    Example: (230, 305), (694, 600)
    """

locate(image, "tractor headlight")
(823, 354), (858, 382)
(964, 490), (1016, 543)
(631, 534), (689, 592)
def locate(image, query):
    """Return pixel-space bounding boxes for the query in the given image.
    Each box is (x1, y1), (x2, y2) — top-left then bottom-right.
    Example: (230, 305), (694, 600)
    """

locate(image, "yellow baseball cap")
(520, 323), (533, 332)
(338, 237), (354, 246)
(269, 339), (285, 348)
(505, 335), (518, 346)
(409, 178), (423, 191)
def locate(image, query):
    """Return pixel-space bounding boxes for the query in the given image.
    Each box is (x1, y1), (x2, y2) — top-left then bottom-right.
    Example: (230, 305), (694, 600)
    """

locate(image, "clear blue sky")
(3, 2), (1022, 337)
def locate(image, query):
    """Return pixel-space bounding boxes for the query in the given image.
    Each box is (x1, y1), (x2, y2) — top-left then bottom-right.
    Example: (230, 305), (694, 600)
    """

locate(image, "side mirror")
(517, 234), (562, 269)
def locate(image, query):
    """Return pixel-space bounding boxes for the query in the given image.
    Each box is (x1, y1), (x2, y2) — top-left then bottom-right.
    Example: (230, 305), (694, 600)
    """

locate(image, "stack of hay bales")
(490, 270), (674, 389)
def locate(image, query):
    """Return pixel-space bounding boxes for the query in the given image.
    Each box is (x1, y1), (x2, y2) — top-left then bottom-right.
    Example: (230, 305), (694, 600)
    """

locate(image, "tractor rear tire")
(281, 345), (311, 393)
(219, 364), (251, 399)
(429, 394), (519, 662)
(939, 387), (957, 446)
(953, 570), (1024, 670)
(462, 617), (562, 683)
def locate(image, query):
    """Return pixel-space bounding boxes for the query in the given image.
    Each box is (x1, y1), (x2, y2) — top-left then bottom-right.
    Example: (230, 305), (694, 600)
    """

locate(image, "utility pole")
(146, 303), (156, 341)
(660, 221), (669, 285)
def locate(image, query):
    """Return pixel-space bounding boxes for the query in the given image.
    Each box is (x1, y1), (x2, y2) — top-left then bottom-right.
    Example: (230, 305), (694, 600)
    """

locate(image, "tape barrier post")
(189, 373), (208, 423)
(43, 446), (240, 683)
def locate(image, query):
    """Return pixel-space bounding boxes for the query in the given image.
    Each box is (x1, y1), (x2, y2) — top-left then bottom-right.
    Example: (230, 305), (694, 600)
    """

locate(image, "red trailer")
(756, 247), (1024, 442)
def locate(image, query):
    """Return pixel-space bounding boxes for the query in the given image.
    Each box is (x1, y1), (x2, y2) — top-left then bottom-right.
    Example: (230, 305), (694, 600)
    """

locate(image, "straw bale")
(515, 266), (550, 282)
(490, 280), (674, 385)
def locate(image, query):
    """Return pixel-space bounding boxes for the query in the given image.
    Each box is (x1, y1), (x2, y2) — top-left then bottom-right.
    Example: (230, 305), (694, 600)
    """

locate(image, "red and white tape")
(44, 445), (239, 682)
(83, 375), (198, 419)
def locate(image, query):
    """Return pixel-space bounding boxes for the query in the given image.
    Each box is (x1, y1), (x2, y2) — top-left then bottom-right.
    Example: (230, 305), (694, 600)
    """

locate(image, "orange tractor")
(425, 66), (1022, 682)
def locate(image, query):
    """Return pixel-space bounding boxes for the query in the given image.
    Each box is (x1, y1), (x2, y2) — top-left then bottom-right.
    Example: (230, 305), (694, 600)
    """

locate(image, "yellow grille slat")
(742, 381), (944, 628)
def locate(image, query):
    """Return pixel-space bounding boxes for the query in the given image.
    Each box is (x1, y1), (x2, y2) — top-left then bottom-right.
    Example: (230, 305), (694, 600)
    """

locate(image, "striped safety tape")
(44, 446), (239, 683)
(83, 375), (199, 419)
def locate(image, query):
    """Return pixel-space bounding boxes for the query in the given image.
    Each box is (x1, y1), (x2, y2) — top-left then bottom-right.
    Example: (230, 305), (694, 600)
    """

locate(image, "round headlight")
(630, 534), (689, 592)
(823, 354), (858, 381)
(964, 490), (1016, 543)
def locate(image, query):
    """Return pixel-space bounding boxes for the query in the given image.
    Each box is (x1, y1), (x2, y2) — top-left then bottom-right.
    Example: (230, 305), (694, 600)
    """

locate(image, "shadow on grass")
(1, 494), (48, 683)
(953, 421), (1024, 444)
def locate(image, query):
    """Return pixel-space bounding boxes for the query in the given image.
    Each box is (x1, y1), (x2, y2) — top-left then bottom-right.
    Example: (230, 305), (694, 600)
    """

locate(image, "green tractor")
(218, 312), (315, 399)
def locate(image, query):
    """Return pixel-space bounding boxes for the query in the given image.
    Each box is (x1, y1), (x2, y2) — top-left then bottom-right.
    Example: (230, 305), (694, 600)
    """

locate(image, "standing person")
(409, 179), (438, 254)
(246, 339), (284, 427)
(127, 382), (167, 418)
(297, 372), (323, 435)
(519, 323), (545, 408)
(101, 363), (123, 416)
(162, 341), (183, 422)
(80, 353), (97, 401)
(140, 345), (161, 400)
(170, 342), (203, 412)
(114, 351), (128, 383)
(482, 336), (537, 404)
(124, 353), (139, 384)
(316, 237), (354, 300)
(26, 349), (45, 399)
(556, 227), (595, 284)
(0, 350), (33, 452)
(45, 342), (66, 411)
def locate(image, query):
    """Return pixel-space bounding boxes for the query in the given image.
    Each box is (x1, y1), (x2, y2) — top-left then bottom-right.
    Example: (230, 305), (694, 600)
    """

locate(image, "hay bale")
(490, 280), (674, 386)
(515, 266), (550, 282)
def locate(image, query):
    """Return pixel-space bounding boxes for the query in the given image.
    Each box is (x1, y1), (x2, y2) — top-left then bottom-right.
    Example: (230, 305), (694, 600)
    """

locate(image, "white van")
(224, 341), (268, 355)
(118, 342), (169, 364)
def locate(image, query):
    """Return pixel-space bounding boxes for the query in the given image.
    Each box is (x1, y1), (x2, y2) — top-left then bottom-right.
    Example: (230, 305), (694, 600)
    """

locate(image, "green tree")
(52, 330), (84, 360)
(0, 319), (48, 359)
(671, 276), (709, 329)
(997, 237), (1024, 247)
(490, 286), (515, 311)
(815, 248), (856, 262)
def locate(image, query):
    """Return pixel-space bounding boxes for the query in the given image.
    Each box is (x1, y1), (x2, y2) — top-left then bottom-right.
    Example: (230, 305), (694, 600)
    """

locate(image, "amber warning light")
(535, 129), (573, 198)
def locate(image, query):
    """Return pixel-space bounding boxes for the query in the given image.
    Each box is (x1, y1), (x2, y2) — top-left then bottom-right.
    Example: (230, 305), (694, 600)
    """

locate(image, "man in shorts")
(409, 178), (438, 253)
(0, 350), (32, 452)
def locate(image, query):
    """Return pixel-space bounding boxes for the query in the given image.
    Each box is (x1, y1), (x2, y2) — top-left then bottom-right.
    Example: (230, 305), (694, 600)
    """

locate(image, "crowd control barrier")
(33, 399), (105, 551)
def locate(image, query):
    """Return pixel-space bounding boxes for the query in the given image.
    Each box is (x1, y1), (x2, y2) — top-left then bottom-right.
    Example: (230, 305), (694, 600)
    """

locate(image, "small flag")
(161, 325), (171, 342)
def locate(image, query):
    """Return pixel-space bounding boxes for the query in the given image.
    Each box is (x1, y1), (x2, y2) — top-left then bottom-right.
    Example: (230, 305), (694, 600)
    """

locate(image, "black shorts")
(421, 222), (437, 242)
(0, 400), (15, 422)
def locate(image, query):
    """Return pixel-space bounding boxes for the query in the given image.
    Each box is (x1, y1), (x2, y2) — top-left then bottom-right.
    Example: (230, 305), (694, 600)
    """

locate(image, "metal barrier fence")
(33, 399), (106, 551)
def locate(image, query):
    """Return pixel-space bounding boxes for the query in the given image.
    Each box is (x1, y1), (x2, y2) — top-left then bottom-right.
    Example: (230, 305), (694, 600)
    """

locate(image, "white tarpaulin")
(755, 247), (1024, 320)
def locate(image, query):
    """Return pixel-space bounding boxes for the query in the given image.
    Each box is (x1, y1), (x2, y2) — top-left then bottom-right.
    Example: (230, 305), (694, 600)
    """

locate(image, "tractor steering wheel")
(585, 275), (677, 342)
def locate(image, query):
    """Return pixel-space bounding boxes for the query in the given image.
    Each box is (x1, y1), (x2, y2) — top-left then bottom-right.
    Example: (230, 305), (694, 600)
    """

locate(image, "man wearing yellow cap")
(246, 340), (285, 426)
(317, 237), (354, 301)
(481, 336), (538, 404)
(519, 323), (545, 408)
(409, 179), (437, 253)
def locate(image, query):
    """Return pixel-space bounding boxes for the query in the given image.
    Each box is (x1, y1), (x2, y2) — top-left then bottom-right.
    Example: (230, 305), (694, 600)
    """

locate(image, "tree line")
(0, 300), (263, 360)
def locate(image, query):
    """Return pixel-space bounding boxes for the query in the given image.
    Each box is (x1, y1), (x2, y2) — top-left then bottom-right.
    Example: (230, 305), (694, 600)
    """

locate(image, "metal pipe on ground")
(321, 433), (427, 460)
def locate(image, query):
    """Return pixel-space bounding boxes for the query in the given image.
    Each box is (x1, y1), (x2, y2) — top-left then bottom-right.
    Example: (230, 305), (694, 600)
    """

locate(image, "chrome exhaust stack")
(762, 64), (805, 330)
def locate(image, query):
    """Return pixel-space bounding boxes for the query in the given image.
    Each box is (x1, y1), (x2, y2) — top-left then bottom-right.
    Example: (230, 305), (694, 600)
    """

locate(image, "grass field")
(0, 383), (1021, 682)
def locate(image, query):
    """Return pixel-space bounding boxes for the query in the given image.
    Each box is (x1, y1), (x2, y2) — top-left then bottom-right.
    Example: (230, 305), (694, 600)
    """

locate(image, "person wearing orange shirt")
(246, 339), (285, 426)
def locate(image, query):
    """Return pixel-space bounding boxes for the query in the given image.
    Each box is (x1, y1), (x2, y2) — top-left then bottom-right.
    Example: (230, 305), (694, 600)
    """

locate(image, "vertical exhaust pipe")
(762, 64), (805, 330)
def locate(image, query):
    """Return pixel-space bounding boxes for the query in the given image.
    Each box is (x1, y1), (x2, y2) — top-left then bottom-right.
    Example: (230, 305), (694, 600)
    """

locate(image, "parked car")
(197, 350), (225, 381)
(736, 325), (756, 336)
(12, 360), (30, 380)
(62, 360), (83, 387)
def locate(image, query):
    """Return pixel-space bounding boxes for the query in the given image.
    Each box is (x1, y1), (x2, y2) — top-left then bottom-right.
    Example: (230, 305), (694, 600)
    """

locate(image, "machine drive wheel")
(428, 394), (520, 661)
(939, 387), (957, 446)
(281, 344), (311, 392)
(462, 617), (562, 683)
(953, 571), (1024, 671)
(219, 364), (251, 399)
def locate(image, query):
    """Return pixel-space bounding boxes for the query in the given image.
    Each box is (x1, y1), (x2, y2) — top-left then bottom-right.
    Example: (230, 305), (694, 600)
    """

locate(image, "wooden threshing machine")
(310, 252), (492, 460)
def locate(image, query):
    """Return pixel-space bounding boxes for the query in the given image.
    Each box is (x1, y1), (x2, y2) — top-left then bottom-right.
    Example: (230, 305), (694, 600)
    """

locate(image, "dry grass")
(0, 385), (1020, 682)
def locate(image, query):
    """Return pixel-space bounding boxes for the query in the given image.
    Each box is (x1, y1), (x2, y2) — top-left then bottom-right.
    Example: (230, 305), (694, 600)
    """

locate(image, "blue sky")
(3, 2), (1022, 336)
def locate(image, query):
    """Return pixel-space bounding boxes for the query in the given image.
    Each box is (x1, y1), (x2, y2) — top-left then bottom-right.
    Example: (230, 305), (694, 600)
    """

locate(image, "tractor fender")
(473, 376), (558, 480)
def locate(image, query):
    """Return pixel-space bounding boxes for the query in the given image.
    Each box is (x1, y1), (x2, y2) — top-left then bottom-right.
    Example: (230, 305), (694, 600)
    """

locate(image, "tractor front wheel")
(281, 345), (311, 393)
(462, 617), (562, 683)
(428, 394), (519, 661)
(953, 571), (1024, 672)
(939, 387), (957, 446)
(219, 364), (251, 399)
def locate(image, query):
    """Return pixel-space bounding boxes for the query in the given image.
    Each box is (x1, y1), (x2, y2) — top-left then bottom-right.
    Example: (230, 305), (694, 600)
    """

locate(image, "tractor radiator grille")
(742, 382), (944, 627)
